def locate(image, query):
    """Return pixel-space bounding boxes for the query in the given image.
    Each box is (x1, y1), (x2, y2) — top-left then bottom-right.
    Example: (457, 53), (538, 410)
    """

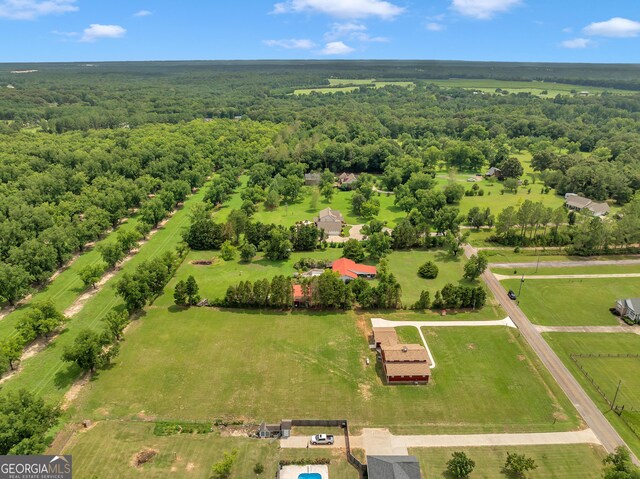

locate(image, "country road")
(465, 244), (640, 465)
(490, 258), (640, 268)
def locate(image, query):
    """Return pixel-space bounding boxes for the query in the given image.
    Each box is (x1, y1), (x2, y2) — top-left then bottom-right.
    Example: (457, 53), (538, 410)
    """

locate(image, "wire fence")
(570, 353), (640, 439)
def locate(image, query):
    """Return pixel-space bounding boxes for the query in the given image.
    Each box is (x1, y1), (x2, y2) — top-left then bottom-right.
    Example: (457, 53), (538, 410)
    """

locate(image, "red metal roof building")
(331, 258), (377, 281)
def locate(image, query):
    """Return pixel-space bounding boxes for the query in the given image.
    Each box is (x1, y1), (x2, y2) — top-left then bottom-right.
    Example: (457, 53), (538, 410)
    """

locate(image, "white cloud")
(51, 29), (77, 37)
(321, 41), (355, 54)
(272, 0), (404, 20)
(133, 10), (152, 17)
(0, 0), (77, 20)
(426, 22), (445, 31)
(451, 0), (520, 20)
(263, 38), (316, 49)
(562, 27), (573, 33)
(324, 21), (388, 42)
(80, 24), (126, 42)
(584, 17), (640, 38)
(561, 38), (593, 49)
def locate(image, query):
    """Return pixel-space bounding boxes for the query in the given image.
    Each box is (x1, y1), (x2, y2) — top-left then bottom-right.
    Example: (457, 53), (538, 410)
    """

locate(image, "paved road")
(490, 258), (640, 269)
(280, 428), (601, 456)
(494, 273), (640, 280)
(535, 325), (640, 335)
(465, 244), (639, 464)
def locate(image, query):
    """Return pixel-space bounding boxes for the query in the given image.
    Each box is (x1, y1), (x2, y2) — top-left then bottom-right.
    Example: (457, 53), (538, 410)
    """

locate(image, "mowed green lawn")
(154, 248), (502, 318)
(501, 278), (640, 326)
(0, 186), (210, 403)
(425, 78), (633, 96)
(63, 421), (357, 479)
(69, 308), (580, 435)
(545, 333), (640, 457)
(411, 444), (607, 479)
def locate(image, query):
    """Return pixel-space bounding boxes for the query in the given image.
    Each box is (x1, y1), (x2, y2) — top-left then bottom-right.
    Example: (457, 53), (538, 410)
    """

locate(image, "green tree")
(0, 337), (23, 371)
(503, 452), (537, 477)
(102, 310), (129, 341)
(342, 239), (366, 262)
(62, 329), (117, 373)
(98, 242), (125, 269)
(0, 262), (31, 306)
(367, 232), (392, 260)
(412, 291), (431, 310)
(185, 275), (200, 305)
(0, 389), (60, 455)
(446, 451), (476, 478)
(210, 449), (238, 479)
(443, 183), (465, 204)
(174, 280), (188, 306)
(16, 301), (66, 343)
(79, 263), (104, 289)
(139, 197), (167, 227)
(220, 241), (237, 261)
(264, 189), (281, 210)
(391, 219), (419, 249)
(418, 261), (439, 279)
(445, 231), (469, 257)
(463, 254), (488, 280)
(240, 242), (257, 263)
(602, 447), (640, 479)
(261, 229), (292, 261)
(499, 157), (524, 179)
(116, 273), (150, 313)
(116, 229), (142, 253)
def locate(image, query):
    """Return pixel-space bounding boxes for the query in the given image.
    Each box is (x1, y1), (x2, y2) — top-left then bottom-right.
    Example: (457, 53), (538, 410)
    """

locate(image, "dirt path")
(490, 258), (640, 269)
(494, 273), (640, 281)
(280, 427), (601, 455)
(535, 325), (640, 334)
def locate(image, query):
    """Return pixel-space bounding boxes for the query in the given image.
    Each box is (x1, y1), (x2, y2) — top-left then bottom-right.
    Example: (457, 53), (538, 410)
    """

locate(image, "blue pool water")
(298, 474), (322, 479)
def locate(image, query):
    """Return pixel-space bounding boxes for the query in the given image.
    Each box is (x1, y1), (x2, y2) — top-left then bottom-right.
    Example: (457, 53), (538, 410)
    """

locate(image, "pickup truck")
(310, 434), (334, 445)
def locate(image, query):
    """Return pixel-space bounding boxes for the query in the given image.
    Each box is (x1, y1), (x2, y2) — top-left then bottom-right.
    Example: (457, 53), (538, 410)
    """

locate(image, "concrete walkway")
(490, 259), (640, 269)
(494, 273), (640, 281)
(280, 428), (601, 455)
(535, 325), (640, 335)
(370, 317), (517, 369)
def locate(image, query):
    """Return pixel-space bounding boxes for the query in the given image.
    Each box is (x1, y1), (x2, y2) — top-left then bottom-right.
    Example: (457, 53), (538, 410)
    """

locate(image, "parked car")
(507, 290), (517, 300)
(467, 177), (476, 182)
(310, 434), (334, 445)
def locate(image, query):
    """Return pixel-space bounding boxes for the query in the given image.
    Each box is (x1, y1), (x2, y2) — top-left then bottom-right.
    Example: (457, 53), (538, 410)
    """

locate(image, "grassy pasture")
(501, 277), (640, 326)
(62, 421), (357, 479)
(68, 307), (581, 435)
(545, 333), (640, 457)
(412, 444), (607, 479)
(294, 78), (415, 95)
(424, 78), (633, 96)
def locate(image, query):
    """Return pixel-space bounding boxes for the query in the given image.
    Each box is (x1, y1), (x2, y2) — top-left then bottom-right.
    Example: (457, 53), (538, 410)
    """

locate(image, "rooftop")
(332, 258), (377, 279)
(373, 327), (399, 347)
(382, 344), (429, 362)
(384, 361), (431, 378)
(366, 455), (422, 479)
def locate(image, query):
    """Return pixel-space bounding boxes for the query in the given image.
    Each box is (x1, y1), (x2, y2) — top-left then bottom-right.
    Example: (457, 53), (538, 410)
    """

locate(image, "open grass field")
(217, 179), (404, 227)
(62, 421), (357, 479)
(501, 277), (640, 326)
(153, 247), (502, 318)
(424, 78), (634, 97)
(492, 263), (640, 276)
(0, 185), (210, 403)
(0, 215), (142, 341)
(545, 333), (640, 457)
(294, 78), (415, 95)
(411, 444), (607, 479)
(67, 306), (581, 435)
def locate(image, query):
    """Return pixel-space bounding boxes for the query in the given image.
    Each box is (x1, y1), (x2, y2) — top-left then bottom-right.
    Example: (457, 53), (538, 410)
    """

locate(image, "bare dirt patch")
(132, 448), (158, 468)
(359, 383), (372, 400)
(62, 372), (92, 410)
(467, 343), (477, 350)
(517, 354), (526, 361)
(186, 462), (196, 471)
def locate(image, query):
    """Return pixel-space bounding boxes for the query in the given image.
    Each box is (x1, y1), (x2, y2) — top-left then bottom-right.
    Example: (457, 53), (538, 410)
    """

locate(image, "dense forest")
(1, 61), (640, 308)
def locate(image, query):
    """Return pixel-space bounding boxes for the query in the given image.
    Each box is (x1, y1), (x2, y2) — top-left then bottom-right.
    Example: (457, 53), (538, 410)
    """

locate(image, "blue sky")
(1, 0), (639, 63)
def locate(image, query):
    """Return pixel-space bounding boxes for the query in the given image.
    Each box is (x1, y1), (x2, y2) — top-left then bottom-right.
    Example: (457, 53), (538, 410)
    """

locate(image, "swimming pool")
(298, 474), (322, 479)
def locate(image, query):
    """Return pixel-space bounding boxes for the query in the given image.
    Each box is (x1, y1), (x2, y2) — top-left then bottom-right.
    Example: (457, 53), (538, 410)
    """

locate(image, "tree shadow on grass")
(433, 251), (463, 264)
(54, 363), (82, 390)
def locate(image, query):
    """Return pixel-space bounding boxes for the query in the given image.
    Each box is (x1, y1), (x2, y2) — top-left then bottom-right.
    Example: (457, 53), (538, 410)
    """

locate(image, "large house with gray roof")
(616, 298), (640, 324)
(366, 455), (422, 479)
(564, 193), (610, 217)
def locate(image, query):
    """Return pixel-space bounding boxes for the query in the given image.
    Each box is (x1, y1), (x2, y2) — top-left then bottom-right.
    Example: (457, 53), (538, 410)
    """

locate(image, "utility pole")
(611, 380), (622, 411)
(517, 274), (525, 297)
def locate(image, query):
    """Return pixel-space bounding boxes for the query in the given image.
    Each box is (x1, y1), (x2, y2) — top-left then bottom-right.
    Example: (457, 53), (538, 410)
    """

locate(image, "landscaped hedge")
(153, 421), (213, 436)
(279, 458), (331, 466)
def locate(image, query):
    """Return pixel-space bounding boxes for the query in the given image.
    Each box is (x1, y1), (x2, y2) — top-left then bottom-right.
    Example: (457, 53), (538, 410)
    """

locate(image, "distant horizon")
(2, 59), (640, 66)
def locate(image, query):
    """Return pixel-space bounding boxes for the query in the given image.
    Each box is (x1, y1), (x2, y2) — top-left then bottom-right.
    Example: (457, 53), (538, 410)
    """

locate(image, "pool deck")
(278, 464), (329, 479)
